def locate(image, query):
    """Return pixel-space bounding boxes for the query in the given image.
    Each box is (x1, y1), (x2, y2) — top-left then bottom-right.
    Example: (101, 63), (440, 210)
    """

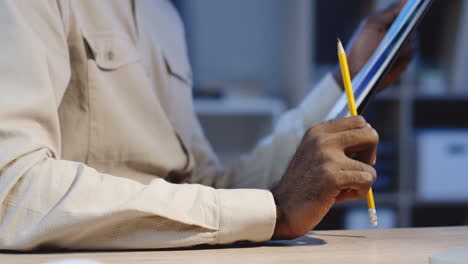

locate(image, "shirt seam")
(85, 49), (92, 164)
(216, 191), (221, 244)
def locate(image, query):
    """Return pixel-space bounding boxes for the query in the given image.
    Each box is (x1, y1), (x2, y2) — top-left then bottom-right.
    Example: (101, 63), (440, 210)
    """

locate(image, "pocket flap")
(83, 31), (139, 70)
(163, 50), (193, 85)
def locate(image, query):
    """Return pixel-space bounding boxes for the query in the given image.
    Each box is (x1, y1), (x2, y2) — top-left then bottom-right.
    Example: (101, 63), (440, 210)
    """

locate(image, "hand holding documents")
(326, 0), (433, 121)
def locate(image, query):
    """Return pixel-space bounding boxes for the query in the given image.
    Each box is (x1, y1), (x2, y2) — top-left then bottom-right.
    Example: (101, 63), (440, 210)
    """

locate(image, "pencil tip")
(337, 39), (344, 54)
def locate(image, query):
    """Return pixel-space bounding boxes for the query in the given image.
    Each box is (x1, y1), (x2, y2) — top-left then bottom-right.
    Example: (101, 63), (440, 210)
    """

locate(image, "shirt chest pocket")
(82, 31), (191, 178)
(83, 31), (139, 71)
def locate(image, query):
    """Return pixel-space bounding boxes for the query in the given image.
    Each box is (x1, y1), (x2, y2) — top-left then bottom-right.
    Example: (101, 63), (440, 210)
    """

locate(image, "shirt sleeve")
(0, 0), (275, 250)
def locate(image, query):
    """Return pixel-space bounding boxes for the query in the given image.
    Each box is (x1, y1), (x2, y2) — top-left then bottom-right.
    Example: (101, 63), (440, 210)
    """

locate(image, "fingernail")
(367, 123), (372, 128)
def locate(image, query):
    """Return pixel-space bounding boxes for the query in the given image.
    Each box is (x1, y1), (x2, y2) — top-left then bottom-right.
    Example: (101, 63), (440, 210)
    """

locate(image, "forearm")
(0, 149), (276, 250)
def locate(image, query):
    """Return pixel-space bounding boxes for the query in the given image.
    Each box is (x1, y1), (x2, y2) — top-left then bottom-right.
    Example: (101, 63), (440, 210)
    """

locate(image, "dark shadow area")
(0, 234), (329, 255)
(0, 241), (281, 255)
(313, 233), (366, 239)
(266, 234), (326, 247)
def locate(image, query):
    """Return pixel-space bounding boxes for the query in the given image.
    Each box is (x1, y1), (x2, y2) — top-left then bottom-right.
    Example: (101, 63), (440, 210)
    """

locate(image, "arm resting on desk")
(0, 0), (341, 250)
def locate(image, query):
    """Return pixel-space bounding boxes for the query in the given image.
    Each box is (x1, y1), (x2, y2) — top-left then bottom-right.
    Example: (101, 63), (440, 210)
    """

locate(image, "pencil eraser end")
(368, 208), (378, 227)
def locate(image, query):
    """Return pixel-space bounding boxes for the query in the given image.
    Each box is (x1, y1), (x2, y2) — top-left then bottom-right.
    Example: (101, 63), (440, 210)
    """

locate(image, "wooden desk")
(2, 226), (467, 264)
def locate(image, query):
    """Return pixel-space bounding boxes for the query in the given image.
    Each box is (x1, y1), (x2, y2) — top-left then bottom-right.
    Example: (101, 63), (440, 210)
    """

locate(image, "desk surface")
(2, 226), (467, 264)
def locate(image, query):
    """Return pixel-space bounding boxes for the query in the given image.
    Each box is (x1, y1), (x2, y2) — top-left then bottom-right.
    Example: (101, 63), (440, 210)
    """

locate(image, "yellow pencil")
(337, 39), (378, 227)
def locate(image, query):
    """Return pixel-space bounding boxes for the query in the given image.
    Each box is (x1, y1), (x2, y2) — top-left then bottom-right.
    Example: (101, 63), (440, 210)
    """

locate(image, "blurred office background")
(172, 0), (468, 229)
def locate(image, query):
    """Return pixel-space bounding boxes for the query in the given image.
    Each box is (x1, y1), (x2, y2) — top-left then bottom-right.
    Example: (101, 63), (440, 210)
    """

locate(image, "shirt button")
(106, 51), (114, 61)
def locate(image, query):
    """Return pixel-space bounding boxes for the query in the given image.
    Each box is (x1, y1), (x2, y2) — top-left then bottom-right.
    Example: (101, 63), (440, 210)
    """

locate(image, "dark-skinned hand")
(271, 116), (379, 239)
(333, 0), (414, 91)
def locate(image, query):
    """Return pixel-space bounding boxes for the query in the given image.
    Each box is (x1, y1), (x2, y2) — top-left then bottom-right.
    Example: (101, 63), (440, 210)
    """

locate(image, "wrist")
(271, 187), (294, 240)
(272, 205), (288, 240)
(271, 186), (284, 239)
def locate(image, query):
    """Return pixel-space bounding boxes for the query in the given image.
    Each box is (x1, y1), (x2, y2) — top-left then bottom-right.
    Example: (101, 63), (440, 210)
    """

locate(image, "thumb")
(394, 0), (407, 12)
(372, 0), (407, 25)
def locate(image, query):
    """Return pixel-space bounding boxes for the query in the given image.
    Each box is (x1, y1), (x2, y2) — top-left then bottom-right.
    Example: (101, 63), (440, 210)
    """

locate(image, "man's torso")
(58, 0), (196, 183)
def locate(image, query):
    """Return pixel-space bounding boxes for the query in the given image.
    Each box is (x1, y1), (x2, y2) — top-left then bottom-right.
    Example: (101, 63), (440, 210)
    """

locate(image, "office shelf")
(413, 94), (468, 101)
(195, 98), (286, 166)
(194, 98), (285, 118)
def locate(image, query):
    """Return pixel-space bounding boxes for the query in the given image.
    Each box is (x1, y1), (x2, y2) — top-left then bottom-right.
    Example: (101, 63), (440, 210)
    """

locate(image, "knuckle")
(371, 168), (377, 182)
(349, 116), (367, 129)
(323, 119), (340, 131)
(338, 171), (355, 189)
(332, 118), (345, 127)
(352, 161), (377, 179)
(321, 163), (338, 184)
(363, 166), (377, 183)
(312, 134), (333, 148)
(320, 162), (334, 176)
(317, 134), (332, 147)
(355, 115), (367, 125)
(369, 128), (380, 143)
(306, 126), (323, 140)
(308, 119), (332, 135)
(340, 130), (355, 145)
(305, 126), (316, 137)
(360, 127), (379, 145)
(362, 171), (376, 185)
(322, 149), (337, 162)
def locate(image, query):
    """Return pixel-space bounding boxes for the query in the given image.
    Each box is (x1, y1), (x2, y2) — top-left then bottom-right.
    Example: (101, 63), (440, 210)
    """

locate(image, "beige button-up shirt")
(0, 0), (341, 250)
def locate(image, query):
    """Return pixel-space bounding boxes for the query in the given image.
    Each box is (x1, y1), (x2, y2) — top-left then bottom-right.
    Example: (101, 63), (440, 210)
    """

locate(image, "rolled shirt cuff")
(216, 188), (276, 244)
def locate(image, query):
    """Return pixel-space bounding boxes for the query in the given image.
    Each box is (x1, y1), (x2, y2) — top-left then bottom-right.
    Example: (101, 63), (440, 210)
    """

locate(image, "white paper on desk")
(41, 259), (103, 264)
(430, 247), (468, 264)
(323, 0), (433, 121)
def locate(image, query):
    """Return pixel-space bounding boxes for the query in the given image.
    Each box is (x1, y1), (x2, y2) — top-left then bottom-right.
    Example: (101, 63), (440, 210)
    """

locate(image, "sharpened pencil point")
(337, 39), (345, 55)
